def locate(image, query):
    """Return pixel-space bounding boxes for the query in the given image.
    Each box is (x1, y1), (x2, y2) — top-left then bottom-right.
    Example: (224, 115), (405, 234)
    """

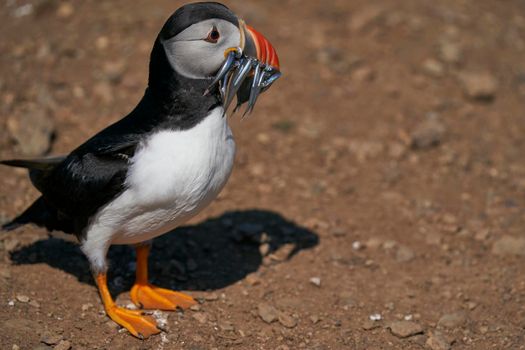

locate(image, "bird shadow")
(9, 210), (319, 297)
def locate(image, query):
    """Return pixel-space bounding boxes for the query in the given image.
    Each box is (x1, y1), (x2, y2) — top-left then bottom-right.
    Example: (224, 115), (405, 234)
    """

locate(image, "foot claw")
(131, 284), (197, 311)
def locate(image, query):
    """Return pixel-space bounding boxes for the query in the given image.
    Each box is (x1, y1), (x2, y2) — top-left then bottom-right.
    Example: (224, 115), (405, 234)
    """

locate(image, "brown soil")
(1, 0), (525, 349)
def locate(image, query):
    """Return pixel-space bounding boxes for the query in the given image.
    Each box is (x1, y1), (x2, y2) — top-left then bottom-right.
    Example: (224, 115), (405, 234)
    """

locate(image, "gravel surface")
(1, 0), (525, 349)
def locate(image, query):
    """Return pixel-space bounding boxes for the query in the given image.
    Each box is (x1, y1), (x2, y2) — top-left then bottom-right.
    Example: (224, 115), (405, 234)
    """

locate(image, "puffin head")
(149, 2), (280, 115)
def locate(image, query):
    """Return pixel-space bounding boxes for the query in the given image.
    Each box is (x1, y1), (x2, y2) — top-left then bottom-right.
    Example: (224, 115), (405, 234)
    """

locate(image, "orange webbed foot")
(130, 283), (197, 310)
(106, 303), (161, 339)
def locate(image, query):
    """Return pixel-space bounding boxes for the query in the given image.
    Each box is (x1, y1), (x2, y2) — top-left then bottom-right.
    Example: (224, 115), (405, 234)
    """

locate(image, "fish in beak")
(204, 19), (281, 116)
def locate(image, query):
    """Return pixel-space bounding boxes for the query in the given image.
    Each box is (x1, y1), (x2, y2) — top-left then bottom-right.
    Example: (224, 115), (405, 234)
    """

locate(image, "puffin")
(1, 2), (280, 339)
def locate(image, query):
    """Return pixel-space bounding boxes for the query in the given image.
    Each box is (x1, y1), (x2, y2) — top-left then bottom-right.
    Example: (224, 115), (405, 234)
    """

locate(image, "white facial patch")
(162, 19), (241, 79)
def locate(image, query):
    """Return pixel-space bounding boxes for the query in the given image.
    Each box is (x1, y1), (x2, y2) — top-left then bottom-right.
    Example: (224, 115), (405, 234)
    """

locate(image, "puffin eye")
(205, 26), (220, 43)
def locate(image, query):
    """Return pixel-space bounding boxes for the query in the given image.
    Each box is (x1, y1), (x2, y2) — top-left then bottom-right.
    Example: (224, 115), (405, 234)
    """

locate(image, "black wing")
(32, 137), (138, 221)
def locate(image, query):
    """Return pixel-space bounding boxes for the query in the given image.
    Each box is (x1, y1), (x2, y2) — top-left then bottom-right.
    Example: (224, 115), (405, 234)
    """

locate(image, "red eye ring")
(205, 26), (220, 43)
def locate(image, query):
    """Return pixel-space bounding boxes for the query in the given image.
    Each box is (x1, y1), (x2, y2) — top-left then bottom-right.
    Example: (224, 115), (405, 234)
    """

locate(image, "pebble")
(388, 320), (424, 338)
(40, 332), (62, 346)
(56, 3), (74, 18)
(396, 245), (415, 262)
(352, 66), (376, 82)
(362, 319), (381, 330)
(245, 273), (261, 286)
(278, 312), (298, 328)
(437, 311), (467, 329)
(204, 293), (219, 301)
(259, 243), (271, 256)
(439, 40), (462, 64)
(81, 303), (93, 312)
(411, 117), (446, 149)
(369, 313), (382, 321)
(426, 331), (451, 350)
(257, 303), (278, 323)
(192, 312), (208, 324)
(459, 71), (498, 101)
(309, 277), (321, 287)
(29, 300), (40, 308)
(352, 241), (363, 250)
(491, 236), (525, 256)
(422, 58), (445, 77)
(54, 340), (72, 350)
(16, 295), (30, 303)
(310, 315), (320, 324)
(270, 243), (296, 262)
(218, 320), (235, 331)
(95, 36), (110, 50)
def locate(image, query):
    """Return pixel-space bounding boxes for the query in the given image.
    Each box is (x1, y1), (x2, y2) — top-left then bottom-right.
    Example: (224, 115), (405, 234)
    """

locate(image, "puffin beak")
(242, 22), (280, 71)
(205, 20), (281, 116)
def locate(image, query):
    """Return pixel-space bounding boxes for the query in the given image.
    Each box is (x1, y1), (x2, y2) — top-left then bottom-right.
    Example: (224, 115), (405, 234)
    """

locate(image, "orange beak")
(243, 24), (280, 71)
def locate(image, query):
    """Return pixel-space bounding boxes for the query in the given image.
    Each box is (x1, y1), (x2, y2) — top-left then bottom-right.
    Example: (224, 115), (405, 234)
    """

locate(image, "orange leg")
(95, 273), (160, 339)
(130, 244), (197, 310)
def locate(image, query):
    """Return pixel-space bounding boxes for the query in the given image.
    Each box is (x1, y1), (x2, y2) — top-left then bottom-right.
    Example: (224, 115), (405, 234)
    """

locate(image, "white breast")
(85, 107), (236, 246)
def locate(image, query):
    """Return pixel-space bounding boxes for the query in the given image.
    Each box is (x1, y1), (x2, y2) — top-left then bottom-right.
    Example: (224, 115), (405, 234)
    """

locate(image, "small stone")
(369, 313), (382, 321)
(491, 236), (525, 256)
(12, 4), (33, 18)
(437, 312), (467, 329)
(257, 303), (278, 323)
(310, 315), (320, 324)
(192, 312), (208, 324)
(218, 320), (235, 331)
(396, 245), (415, 262)
(426, 331), (451, 350)
(309, 277), (321, 287)
(54, 340), (71, 350)
(352, 66), (375, 82)
(352, 241), (363, 250)
(56, 3), (74, 18)
(388, 321), (424, 338)
(459, 71), (498, 101)
(81, 303), (93, 312)
(40, 332), (62, 345)
(12, 345), (20, 350)
(16, 295), (30, 303)
(29, 300), (40, 308)
(204, 293), (219, 301)
(411, 118), (446, 149)
(245, 273), (261, 286)
(190, 304), (201, 311)
(270, 243), (296, 262)
(259, 243), (270, 256)
(439, 41), (462, 64)
(422, 58), (445, 77)
(95, 36), (109, 50)
(278, 312), (297, 328)
(362, 319), (381, 330)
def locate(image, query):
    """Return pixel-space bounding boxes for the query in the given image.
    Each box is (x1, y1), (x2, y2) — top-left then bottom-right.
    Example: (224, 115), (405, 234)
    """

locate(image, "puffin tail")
(2, 197), (49, 231)
(0, 156), (65, 171)
(1, 196), (74, 233)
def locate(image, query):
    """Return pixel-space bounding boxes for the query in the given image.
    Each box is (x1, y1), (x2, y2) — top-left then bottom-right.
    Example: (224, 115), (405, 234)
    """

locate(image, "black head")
(147, 2), (280, 116)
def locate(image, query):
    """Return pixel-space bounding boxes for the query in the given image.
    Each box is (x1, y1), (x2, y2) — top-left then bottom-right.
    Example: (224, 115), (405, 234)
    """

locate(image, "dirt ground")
(1, 0), (525, 349)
